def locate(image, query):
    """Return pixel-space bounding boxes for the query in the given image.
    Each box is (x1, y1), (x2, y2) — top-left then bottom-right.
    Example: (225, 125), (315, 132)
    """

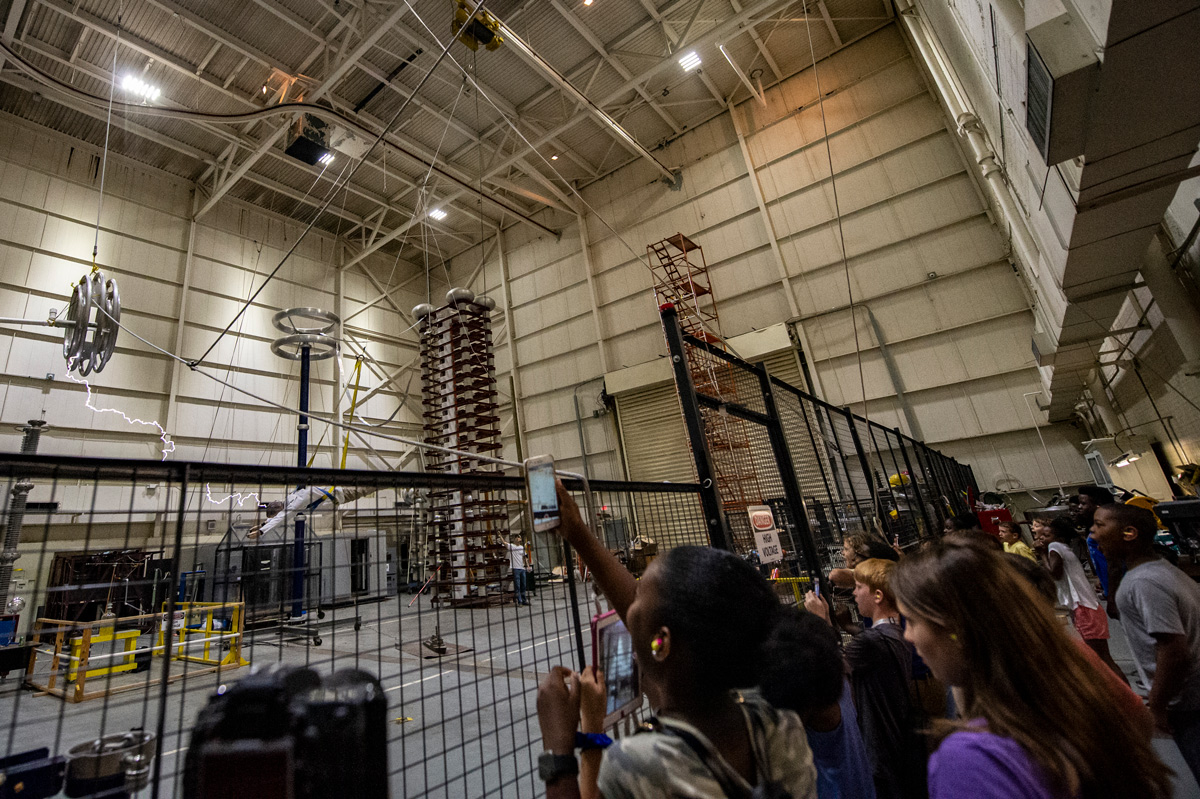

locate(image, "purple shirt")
(929, 728), (1060, 799)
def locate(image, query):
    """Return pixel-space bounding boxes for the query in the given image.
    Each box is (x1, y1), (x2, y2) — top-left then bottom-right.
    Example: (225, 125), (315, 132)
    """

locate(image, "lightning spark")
(205, 484), (261, 507)
(66, 361), (175, 460)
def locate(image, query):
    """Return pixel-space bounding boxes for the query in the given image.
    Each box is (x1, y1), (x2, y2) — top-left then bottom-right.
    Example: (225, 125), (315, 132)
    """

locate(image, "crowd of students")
(535, 482), (1200, 799)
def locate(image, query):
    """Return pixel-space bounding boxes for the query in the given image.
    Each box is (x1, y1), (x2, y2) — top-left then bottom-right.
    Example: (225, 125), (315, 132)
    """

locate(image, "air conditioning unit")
(285, 113), (333, 166)
(1025, 0), (1100, 164)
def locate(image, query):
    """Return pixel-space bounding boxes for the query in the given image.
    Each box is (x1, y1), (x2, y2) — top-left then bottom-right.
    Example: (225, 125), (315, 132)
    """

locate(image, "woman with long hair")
(891, 539), (1170, 798)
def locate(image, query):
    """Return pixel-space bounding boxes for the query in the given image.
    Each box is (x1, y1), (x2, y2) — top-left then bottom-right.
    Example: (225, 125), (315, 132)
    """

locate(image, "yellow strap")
(340, 358), (364, 469)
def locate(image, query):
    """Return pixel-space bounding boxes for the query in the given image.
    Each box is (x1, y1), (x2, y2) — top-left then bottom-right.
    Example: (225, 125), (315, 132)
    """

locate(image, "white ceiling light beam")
(816, 0), (842, 46)
(342, 0), (798, 272)
(495, 16), (676, 181)
(193, 3), (412, 220)
(484, 0), (798, 181)
(675, 0), (709, 49)
(547, 0), (684, 136)
(726, 0), (783, 80)
(719, 43), (765, 105)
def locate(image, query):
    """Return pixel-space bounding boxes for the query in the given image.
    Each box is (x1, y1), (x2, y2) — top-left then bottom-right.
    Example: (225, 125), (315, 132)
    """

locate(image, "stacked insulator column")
(415, 288), (511, 606)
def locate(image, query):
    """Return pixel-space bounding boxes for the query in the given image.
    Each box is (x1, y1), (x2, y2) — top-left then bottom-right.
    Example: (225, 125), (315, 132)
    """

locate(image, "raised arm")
(555, 479), (638, 620)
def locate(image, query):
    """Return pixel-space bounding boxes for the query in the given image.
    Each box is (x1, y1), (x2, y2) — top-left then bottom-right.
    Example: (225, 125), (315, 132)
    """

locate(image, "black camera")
(184, 665), (388, 799)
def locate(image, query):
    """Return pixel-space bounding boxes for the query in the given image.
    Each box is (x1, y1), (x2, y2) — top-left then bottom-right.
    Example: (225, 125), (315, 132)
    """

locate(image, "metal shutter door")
(614, 384), (697, 483)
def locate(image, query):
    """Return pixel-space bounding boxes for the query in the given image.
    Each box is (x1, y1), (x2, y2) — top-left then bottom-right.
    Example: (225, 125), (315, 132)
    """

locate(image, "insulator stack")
(416, 290), (511, 606)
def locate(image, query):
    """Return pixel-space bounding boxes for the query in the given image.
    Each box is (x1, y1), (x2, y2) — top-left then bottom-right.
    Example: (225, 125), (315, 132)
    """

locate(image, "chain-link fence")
(660, 305), (979, 585)
(0, 454), (704, 798)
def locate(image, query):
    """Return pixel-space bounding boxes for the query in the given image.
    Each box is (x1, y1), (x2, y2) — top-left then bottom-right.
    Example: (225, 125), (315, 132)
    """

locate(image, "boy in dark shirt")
(807, 558), (925, 799)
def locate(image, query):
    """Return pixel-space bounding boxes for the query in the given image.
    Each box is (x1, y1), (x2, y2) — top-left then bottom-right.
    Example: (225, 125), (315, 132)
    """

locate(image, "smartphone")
(525, 455), (560, 532)
(591, 611), (641, 727)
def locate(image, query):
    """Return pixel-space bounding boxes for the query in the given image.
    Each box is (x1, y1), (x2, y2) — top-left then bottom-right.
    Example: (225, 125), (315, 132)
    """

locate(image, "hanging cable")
(398, 3), (742, 357)
(189, 0), (492, 369)
(800, 1), (883, 523)
(92, 3), (123, 271)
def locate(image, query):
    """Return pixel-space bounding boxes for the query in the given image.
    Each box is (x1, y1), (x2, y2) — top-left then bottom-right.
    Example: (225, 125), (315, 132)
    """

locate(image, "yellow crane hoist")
(453, 0), (504, 51)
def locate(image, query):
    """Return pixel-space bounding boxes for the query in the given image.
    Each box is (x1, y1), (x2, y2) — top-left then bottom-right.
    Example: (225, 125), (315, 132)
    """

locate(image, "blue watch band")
(575, 731), (613, 751)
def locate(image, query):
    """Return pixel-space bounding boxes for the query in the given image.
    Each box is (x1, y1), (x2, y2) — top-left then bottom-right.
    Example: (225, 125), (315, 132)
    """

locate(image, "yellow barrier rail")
(25, 601), (249, 703)
(157, 601), (250, 669)
(770, 576), (813, 606)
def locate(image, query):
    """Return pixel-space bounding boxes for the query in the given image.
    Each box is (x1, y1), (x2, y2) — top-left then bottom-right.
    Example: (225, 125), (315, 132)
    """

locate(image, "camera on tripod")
(184, 665), (388, 799)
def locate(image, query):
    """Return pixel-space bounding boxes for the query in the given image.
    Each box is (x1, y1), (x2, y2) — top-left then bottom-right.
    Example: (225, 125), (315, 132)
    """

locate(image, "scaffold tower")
(648, 234), (765, 550)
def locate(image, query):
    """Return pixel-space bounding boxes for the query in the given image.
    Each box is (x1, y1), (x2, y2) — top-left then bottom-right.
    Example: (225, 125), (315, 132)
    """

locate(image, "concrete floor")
(1108, 615), (1200, 798)
(4, 582), (1197, 798)
(0, 580), (588, 798)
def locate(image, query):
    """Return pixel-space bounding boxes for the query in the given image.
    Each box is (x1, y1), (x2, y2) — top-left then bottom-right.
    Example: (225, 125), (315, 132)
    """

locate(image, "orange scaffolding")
(648, 234), (765, 549)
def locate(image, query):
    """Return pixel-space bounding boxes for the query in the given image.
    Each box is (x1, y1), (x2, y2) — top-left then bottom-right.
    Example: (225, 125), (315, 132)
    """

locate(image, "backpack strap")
(656, 719), (752, 799)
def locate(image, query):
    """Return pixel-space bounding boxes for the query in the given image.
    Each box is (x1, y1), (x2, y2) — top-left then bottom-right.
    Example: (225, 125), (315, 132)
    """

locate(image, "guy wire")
(92, 3), (123, 270)
(802, 1), (882, 521)
(190, 0), (492, 369)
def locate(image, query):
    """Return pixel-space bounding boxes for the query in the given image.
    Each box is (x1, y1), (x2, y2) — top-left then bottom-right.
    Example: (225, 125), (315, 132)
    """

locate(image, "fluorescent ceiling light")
(584, 0), (593, 5)
(550, 154), (559, 160)
(679, 51), (701, 72)
(122, 75), (161, 102)
(429, 208), (447, 221)
(318, 152), (335, 165)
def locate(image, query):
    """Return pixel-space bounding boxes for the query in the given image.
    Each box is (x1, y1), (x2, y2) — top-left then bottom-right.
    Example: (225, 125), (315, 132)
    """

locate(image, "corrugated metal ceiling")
(0, 0), (892, 262)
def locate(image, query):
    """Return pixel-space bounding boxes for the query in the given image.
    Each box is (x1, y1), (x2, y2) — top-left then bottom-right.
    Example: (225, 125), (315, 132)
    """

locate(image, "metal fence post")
(844, 411), (880, 526)
(895, 429), (935, 540)
(757, 367), (827, 594)
(152, 462), (188, 799)
(660, 305), (732, 550)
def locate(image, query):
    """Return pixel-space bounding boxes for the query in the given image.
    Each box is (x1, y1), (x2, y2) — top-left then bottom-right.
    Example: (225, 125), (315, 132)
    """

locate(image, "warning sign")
(747, 505), (783, 564)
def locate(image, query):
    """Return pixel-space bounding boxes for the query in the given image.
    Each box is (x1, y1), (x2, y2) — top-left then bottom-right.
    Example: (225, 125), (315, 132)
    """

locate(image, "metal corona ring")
(63, 271), (120, 375)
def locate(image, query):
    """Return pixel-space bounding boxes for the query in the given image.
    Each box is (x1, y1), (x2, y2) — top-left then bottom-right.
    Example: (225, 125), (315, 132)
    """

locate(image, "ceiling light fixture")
(1112, 451), (1142, 468)
(550, 154), (559, 160)
(122, 75), (161, 103)
(583, 0), (593, 5)
(679, 51), (701, 72)
(318, 152), (335, 165)
(429, 208), (448, 221)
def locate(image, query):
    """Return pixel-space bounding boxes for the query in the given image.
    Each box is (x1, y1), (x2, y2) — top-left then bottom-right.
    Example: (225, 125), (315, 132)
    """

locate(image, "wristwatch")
(538, 752), (579, 783)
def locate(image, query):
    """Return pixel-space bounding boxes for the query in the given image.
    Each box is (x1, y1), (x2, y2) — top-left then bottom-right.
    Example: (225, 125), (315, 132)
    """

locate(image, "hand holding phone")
(525, 455), (560, 532)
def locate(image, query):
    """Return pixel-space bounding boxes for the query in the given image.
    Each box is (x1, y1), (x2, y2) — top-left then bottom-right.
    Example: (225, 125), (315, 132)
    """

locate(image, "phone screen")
(595, 618), (639, 719)
(528, 460), (559, 528)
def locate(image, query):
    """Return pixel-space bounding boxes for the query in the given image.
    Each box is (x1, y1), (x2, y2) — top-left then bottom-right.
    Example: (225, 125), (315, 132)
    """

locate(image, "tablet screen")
(593, 612), (640, 725)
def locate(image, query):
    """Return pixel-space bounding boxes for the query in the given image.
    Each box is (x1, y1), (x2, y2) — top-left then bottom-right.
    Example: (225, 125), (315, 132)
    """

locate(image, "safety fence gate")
(660, 305), (979, 588)
(0, 454), (707, 798)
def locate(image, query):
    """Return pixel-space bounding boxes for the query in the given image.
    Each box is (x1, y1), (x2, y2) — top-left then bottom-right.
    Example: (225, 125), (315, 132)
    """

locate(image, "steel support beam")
(347, 0), (798, 270)
(163, 190), (201, 436)
(498, 15), (676, 181)
(498, 226), (528, 458)
(0, 0), (29, 73)
(730, 109), (826, 398)
(576, 208), (610, 374)
(548, 0), (684, 136)
(193, 3), (411, 220)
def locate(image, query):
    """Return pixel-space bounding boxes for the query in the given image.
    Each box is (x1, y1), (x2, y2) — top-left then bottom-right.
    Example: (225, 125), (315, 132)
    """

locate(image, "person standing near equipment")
(501, 534), (530, 605)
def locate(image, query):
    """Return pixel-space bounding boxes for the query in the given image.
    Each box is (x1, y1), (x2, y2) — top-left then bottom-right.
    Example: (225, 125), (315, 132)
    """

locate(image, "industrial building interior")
(0, 0), (1197, 796)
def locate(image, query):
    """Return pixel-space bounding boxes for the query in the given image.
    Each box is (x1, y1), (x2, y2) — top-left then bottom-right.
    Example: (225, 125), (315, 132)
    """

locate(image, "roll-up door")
(613, 383), (696, 484)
